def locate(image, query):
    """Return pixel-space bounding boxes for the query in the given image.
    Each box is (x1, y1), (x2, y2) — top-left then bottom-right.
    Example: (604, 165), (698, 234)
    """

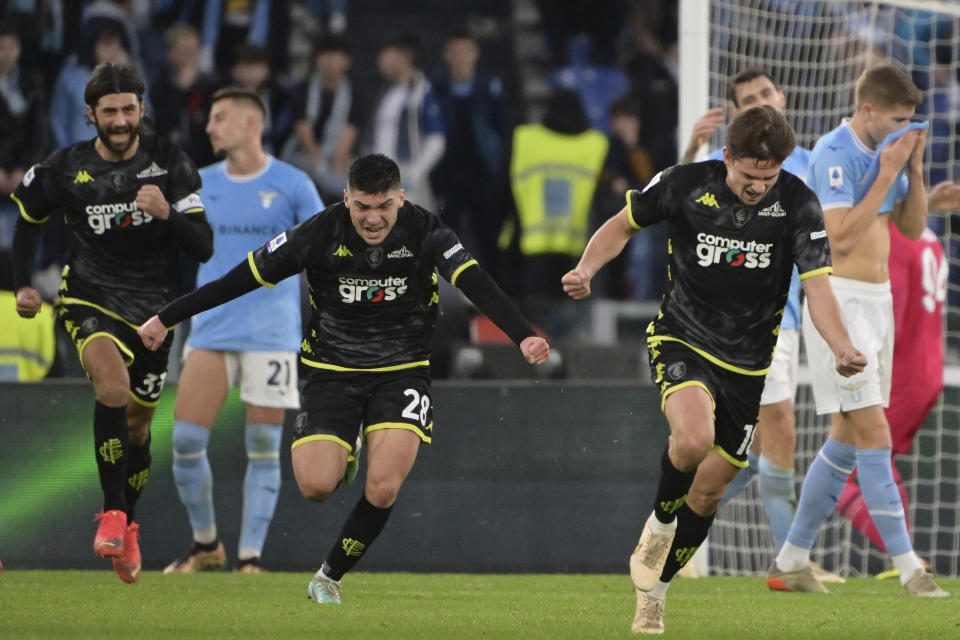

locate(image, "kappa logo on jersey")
(388, 246), (414, 259)
(829, 166), (843, 189)
(259, 191), (278, 208)
(74, 170), (95, 184)
(267, 232), (287, 253)
(338, 276), (408, 303)
(695, 192), (719, 208)
(758, 202), (786, 217)
(135, 162), (168, 179)
(85, 201), (154, 234)
(333, 244), (353, 257)
(695, 232), (773, 269)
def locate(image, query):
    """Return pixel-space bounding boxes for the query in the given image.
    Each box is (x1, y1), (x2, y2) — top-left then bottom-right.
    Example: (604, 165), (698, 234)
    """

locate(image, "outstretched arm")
(802, 273), (867, 377)
(454, 266), (549, 365)
(11, 216), (44, 318)
(138, 258), (261, 350)
(562, 207), (636, 300)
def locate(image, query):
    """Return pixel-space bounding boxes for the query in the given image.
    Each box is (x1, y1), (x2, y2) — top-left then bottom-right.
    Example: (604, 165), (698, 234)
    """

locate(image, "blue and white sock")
(757, 454), (796, 551)
(856, 448), (923, 582)
(779, 438), (855, 571)
(172, 420), (216, 544)
(719, 452), (759, 506)
(239, 423), (282, 560)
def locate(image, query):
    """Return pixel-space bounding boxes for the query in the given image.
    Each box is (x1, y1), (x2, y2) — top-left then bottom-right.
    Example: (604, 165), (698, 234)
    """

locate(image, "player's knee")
(671, 431), (713, 466)
(127, 421), (150, 446)
(297, 475), (339, 502)
(364, 477), (402, 508)
(94, 380), (130, 406)
(172, 421), (208, 455)
(687, 485), (724, 514)
(245, 424), (282, 458)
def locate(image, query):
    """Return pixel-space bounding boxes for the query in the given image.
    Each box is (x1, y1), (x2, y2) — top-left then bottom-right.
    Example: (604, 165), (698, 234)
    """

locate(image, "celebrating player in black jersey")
(138, 153), (549, 603)
(11, 62), (213, 584)
(562, 105), (866, 634)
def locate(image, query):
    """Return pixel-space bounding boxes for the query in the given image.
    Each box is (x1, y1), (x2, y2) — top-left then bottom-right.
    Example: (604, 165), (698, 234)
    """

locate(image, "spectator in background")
(50, 22), (131, 149)
(228, 44), (291, 156)
(550, 34), (628, 135)
(598, 95), (658, 300)
(503, 88), (607, 298)
(151, 23), (218, 168)
(282, 36), (360, 203)
(620, 1), (679, 171)
(368, 34), (445, 210)
(199, 0), (289, 77)
(0, 23), (49, 225)
(431, 27), (507, 276)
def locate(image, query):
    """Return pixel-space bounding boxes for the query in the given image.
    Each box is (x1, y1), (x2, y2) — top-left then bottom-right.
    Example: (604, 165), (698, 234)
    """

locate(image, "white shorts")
(183, 346), (301, 409)
(802, 276), (892, 415)
(760, 328), (798, 406)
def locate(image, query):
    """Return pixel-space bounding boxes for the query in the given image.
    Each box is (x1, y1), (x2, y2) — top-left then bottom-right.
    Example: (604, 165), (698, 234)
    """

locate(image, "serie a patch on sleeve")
(828, 167), (843, 189)
(173, 192), (204, 213)
(267, 232), (287, 253)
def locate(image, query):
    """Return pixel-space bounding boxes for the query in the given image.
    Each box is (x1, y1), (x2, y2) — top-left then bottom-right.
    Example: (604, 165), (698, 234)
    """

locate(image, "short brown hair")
(726, 69), (778, 108)
(855, 63), (923, 109)
(725, 105), (795, 164)
(210, 87), (266, 119)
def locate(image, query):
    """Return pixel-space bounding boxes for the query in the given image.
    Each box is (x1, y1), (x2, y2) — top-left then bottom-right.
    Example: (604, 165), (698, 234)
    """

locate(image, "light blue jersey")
(808, 119), (910, 217)
(187, 157), (323, 351)
(707, 146), (808, 330)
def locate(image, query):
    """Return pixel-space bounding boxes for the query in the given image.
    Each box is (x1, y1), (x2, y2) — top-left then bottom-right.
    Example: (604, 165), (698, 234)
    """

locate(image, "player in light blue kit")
(680, 69), (842, 582)
(770, 63), (948, 597)
(164, 88), (323, 574)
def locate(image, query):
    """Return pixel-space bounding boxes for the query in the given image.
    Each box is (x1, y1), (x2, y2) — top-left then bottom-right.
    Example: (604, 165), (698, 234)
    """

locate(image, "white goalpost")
(679, 0), (960, 577)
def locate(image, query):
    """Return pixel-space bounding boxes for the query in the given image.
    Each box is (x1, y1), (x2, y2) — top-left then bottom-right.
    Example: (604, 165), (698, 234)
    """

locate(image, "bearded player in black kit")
(139, 153), (549, 603)
(563, 106), (866, 634)
(11, 62), (213, 583)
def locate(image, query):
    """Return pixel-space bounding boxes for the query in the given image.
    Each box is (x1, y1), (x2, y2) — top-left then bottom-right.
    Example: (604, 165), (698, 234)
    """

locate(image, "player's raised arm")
(562, 206), (636, 300)
(136, 185), (214, 262)
(449, 263), (549, 364)
(138, 257), (262, 351)
(801, 273), (866, 377)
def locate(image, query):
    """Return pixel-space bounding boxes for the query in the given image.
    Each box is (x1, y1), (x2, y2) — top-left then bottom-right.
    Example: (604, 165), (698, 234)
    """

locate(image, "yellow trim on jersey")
(299, 357), (430, 372)
(625, 191), (643, 231)
(800, 266), (833, 280)
(450, 259), (479, 287)
(660, 380), (715, 413)
(648, 335), (769, 376)
(59, 297), (140, 331)
(10, 193), (48, 223)
(181, 207), (205, 214)
(129, 390), (161, 407)
(247, 252), (275, 289)
(77, 332), (135, 367)
(291, 434), (354, 458)
(713, 444), (749, 468)
(364, 421), (433, 444)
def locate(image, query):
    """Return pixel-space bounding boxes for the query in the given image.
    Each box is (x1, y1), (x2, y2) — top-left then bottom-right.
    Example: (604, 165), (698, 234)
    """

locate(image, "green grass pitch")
(2, 571), (958, 639)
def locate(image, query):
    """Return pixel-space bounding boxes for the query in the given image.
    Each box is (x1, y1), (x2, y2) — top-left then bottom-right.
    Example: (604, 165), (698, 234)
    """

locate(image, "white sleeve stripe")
(821, 201), (852, 211)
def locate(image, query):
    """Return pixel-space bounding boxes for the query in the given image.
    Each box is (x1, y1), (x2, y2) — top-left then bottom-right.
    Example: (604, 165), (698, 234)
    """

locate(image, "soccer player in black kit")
(139, 153), (549, 603)
(562, 106), (866, 634)
(11, 63), (213, 583)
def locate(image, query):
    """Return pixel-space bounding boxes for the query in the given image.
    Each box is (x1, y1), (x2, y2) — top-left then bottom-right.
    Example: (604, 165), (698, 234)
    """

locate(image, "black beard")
(95, 121), (140, 156)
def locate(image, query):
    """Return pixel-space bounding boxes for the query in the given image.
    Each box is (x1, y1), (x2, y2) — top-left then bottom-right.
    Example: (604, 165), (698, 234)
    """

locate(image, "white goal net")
(680, 0), (960, 577)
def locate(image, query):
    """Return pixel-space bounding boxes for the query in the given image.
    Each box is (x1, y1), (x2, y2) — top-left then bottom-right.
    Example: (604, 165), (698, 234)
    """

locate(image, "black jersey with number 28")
(627, 160), (832, 373)
(249, 201), (479, 371)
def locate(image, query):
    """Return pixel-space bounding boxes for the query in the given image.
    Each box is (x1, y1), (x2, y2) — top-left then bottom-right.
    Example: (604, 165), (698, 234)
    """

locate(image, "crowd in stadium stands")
(0, 0), (681, 379)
